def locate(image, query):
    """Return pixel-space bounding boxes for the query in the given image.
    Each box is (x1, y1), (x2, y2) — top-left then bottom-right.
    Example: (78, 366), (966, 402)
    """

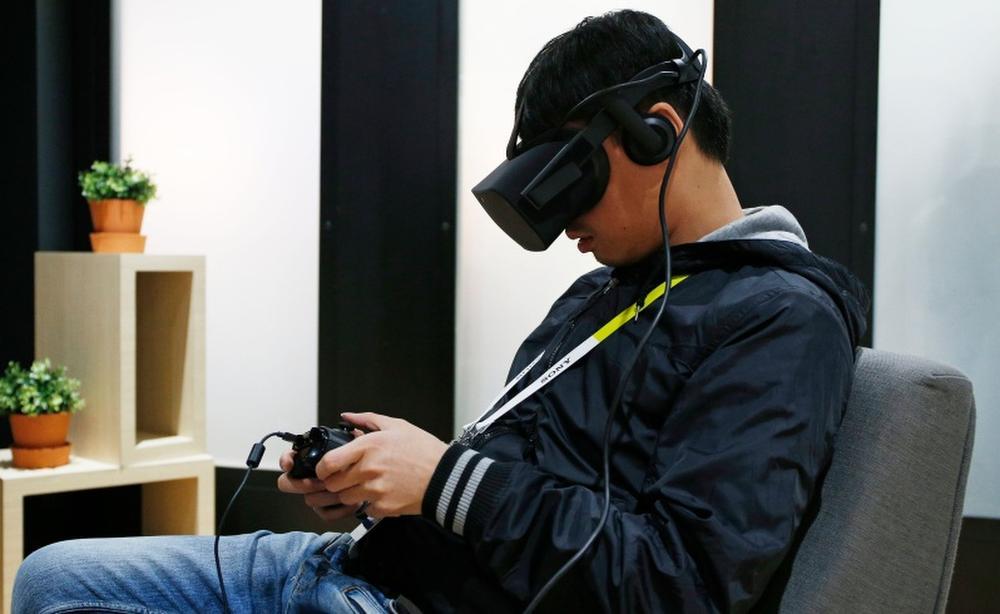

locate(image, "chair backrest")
(774, 348), (976, 613)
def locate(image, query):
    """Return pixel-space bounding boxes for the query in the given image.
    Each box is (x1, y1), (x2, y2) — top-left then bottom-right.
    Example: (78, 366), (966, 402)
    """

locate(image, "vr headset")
(472, 38), (705, 251)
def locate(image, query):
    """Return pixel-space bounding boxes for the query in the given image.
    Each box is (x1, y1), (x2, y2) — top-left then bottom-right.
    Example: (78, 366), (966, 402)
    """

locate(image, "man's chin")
(590, 251), (624, 267)
(590, 248), (653, 268)
(580, 241), (646, 267)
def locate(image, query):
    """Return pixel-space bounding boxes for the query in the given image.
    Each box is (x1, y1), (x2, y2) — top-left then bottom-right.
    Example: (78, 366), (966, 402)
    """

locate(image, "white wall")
(876, 1), (1000, 517)
(455, 2), (715, 432)
(114, 0), (321, 468)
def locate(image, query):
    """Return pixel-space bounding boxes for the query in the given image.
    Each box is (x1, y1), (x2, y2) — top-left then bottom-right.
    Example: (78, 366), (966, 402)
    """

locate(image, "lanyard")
(351, 274), (687, 546)
(462, 274), (688, 439)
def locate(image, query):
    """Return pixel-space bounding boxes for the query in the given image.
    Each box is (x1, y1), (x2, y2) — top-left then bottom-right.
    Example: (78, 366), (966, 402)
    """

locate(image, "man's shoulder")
(679, 260), (827, 302)
(679, 263), (849, 341)
(670, 238), (867, 344)
(553, 260), (842, 327)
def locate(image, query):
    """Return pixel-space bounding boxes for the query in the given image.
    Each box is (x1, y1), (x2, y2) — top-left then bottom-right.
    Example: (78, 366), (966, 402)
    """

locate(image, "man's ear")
(646, 102), (685, 139)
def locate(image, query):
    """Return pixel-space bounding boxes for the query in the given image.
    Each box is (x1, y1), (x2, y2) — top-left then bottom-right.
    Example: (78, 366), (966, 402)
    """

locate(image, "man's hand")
(277, 451), (357, 523)
(315, 412), (449, 518)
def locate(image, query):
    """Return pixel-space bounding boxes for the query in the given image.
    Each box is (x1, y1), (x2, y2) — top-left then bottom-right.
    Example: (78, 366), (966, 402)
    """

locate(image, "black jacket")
(355, 238), (870, 613)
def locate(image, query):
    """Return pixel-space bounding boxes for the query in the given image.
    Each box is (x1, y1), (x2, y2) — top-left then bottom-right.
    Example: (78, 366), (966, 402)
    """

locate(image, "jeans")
(12, 531), (407, 614)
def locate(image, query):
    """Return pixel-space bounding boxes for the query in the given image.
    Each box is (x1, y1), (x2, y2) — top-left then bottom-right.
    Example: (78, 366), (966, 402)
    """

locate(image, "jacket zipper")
(469, 424), (514, 450)
(526, 277), (619, 452)
(545, 277), (619, 369)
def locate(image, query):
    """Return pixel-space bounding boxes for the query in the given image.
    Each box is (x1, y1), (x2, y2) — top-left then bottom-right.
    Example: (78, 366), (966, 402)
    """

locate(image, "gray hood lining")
(697, 205), (809, 250)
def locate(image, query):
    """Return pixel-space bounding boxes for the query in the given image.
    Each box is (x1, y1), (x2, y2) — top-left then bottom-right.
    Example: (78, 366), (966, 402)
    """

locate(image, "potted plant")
(78, 157), (157, 253)
(0, 359), (85, 469)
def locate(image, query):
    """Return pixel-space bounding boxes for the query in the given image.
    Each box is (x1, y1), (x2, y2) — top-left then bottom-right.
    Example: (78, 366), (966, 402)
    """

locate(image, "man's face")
(563, 133), (667, 266)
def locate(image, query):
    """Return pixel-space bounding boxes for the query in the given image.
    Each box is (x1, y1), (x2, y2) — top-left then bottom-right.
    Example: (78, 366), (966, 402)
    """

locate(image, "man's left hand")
(316, 412), (448, 518)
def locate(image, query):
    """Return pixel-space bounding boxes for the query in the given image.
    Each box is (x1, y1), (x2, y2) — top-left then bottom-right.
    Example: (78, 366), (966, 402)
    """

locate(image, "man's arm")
(420, 287), (854, 612)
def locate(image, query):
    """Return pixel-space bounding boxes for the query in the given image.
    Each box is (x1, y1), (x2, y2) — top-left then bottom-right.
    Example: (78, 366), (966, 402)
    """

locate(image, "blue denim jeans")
(12, 531), (406, 614)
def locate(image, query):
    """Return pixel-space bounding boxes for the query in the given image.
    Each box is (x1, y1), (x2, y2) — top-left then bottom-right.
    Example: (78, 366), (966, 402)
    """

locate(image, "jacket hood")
(698, 205), (809, 248)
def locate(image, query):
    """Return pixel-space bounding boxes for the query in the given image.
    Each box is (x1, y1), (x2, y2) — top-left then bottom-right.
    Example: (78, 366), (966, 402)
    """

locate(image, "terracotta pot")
(90, 232), (147, 254)
(9, 413), (72, 469)
(88, 199), (145, 233)
(9, 412), (71, 448)
(11, 444), (71, 469)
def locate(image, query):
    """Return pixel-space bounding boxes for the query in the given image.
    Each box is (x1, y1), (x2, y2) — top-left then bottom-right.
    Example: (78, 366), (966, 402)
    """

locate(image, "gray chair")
(772, 348), (977, 613)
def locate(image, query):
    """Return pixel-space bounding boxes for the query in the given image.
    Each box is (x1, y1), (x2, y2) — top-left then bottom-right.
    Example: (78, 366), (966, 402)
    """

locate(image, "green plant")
(0, 359), (85, 416)
(78, 158), (157, 203)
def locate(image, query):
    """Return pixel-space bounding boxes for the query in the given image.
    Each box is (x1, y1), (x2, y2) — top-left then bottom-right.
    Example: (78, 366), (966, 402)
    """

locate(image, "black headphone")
(622, 113), (677, 165)
(472, 38), (701, 251)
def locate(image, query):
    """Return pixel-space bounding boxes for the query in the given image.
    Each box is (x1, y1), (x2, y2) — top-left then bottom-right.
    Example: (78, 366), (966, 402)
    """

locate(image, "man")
(13, 10), (868, 613)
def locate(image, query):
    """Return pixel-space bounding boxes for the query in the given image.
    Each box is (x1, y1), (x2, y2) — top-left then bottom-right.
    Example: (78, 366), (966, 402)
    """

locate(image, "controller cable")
(214, 431), (297, 614)
(524, 49), (708, 613)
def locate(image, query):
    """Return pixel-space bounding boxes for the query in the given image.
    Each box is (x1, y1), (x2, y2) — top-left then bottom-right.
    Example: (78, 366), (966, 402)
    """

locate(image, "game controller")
(216, 423), (371, 612)
(289, 423), (355, 479)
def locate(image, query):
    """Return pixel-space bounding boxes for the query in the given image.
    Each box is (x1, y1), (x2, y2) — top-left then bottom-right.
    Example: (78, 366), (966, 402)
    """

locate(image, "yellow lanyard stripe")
(592, 275), (688, 342)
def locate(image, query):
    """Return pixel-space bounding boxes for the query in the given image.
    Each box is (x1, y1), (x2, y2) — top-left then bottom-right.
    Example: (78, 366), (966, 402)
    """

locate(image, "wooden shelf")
(16, 252), (215, 614)
(0, 450), (214, 613)
(34, 253), (206, 466)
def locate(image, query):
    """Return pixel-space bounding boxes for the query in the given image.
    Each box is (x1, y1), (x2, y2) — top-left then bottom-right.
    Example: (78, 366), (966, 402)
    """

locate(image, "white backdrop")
(875, 0), (1000, 516)
(454, 2), (716, 431)
(114, 0), (322, 468)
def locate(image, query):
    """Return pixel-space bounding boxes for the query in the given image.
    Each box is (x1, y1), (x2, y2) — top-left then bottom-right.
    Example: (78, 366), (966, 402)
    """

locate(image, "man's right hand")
(277, 450), (357, 523)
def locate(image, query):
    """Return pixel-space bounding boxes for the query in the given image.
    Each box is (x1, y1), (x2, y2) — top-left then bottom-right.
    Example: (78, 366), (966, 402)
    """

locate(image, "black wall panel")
(0, 0), (111, 447)
(36, 0), (112, 252)
(318, 1), (458, 440)
(714, 0), (878, 344)
(0, 2), (42, 389)
(947, 517), (1000, 613)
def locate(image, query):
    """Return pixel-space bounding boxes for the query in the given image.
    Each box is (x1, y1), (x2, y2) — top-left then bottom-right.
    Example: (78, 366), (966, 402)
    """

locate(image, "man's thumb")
(340, 411), (390, 431)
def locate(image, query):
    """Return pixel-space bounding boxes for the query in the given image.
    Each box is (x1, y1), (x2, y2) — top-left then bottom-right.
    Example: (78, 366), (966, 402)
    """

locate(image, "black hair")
(514, 10), (732, 164)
